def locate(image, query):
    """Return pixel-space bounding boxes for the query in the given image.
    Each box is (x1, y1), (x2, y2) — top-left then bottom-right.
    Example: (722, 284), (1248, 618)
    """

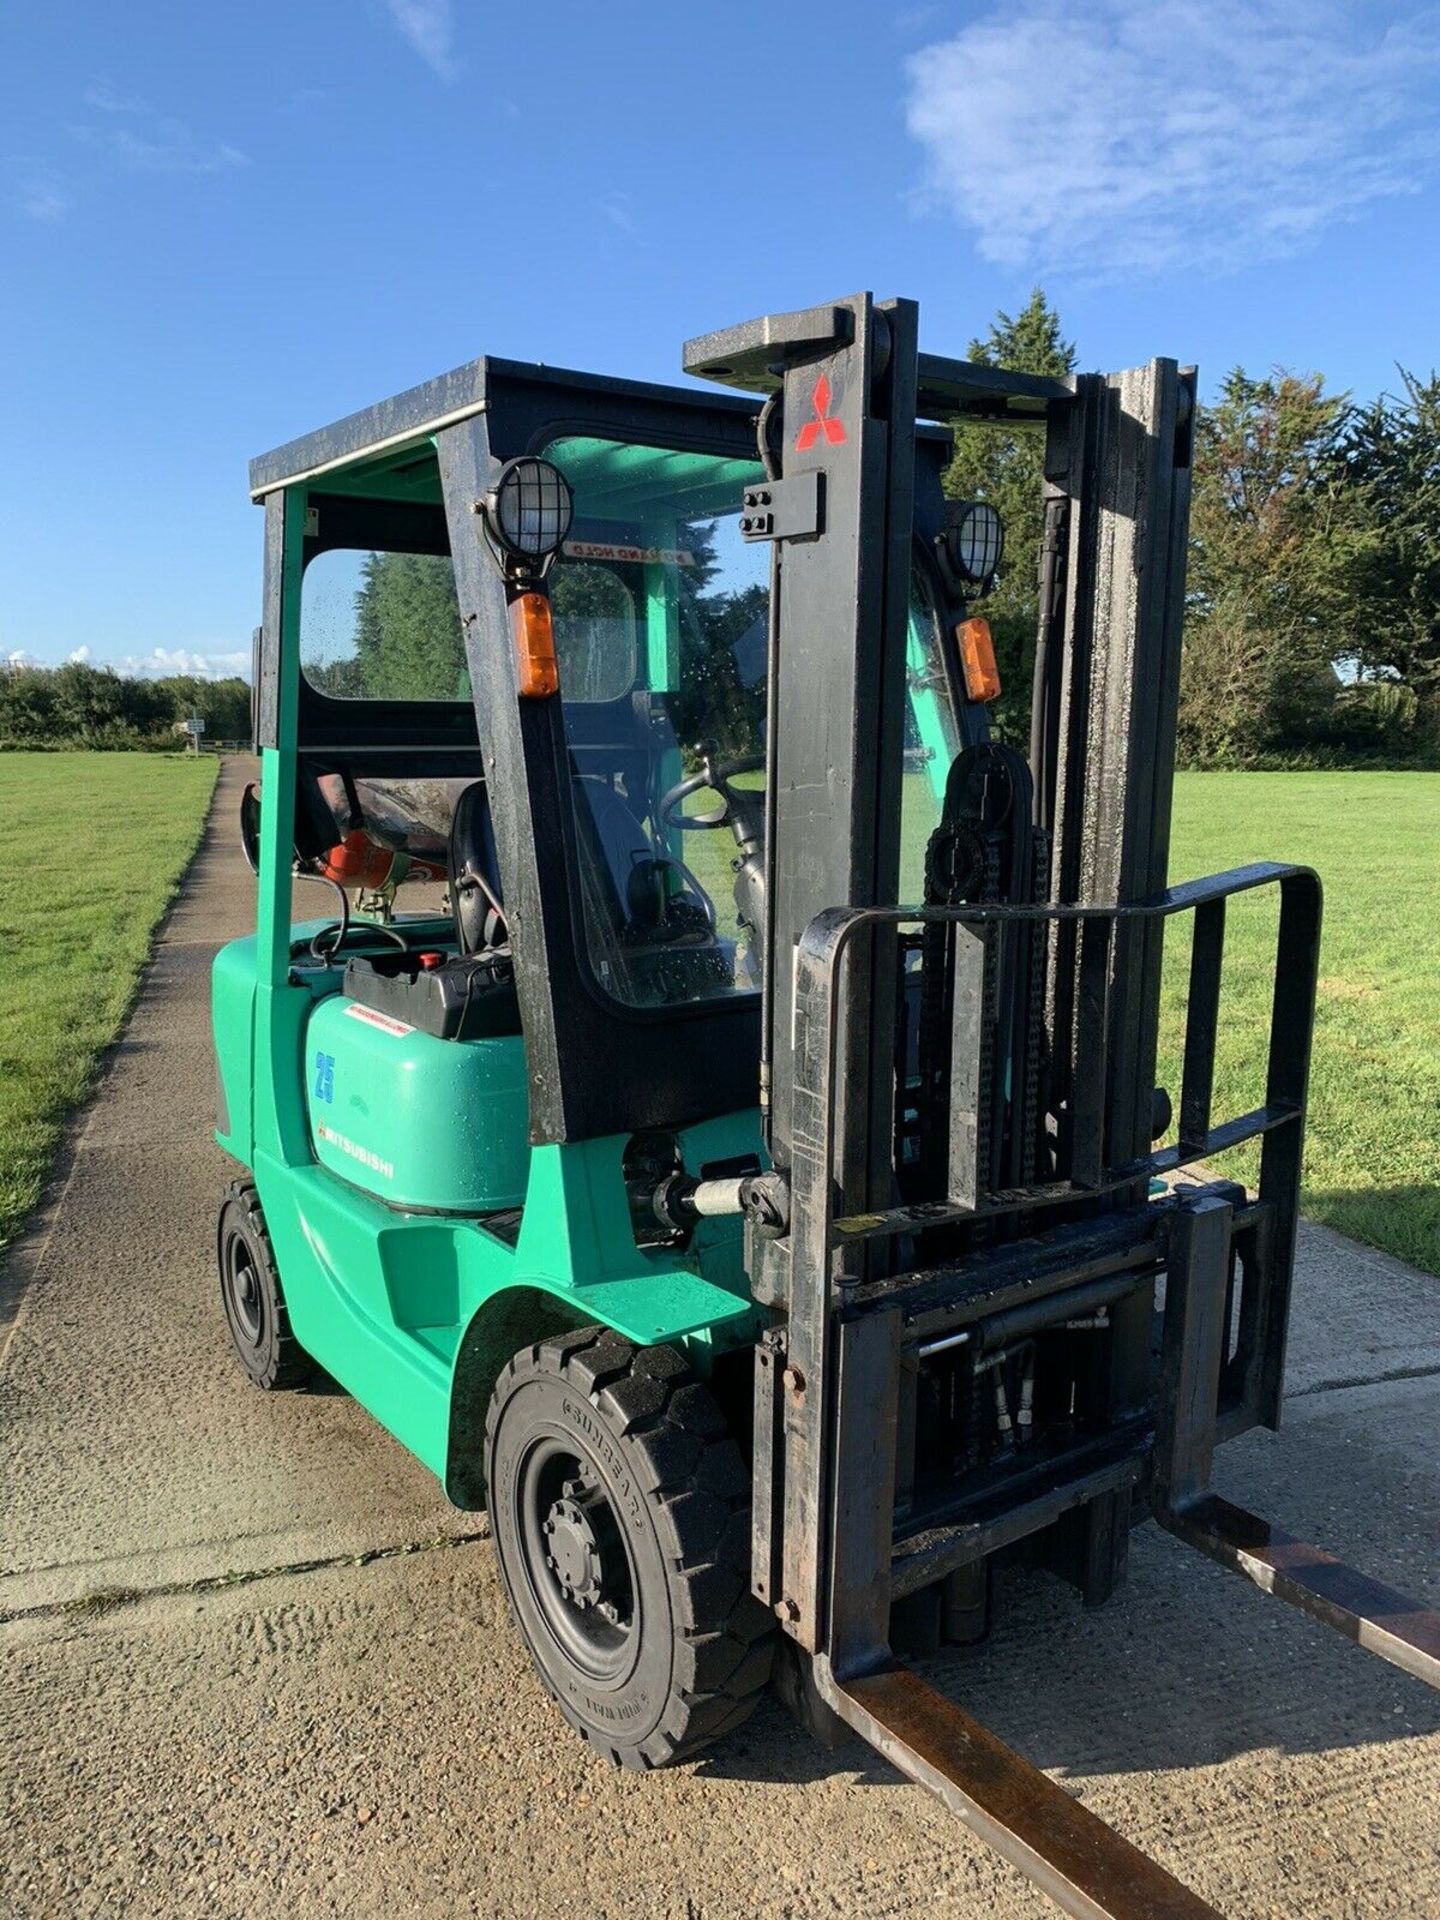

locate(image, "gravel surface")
(3, 759), (1437, 1919)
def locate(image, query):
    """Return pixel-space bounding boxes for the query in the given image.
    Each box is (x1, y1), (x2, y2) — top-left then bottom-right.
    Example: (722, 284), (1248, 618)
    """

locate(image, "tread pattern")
(220, 1181), (315, 1391)
(486, 1327), (774, 1770)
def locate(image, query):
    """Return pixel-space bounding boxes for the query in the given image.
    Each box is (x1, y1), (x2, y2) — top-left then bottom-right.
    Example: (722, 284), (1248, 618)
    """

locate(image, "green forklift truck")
(213, 294), (1439, 1920)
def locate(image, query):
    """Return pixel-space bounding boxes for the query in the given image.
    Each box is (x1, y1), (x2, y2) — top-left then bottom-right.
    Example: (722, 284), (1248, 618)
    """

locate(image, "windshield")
(546, 435), (965, 1015)
(545, 434), (770, 1011)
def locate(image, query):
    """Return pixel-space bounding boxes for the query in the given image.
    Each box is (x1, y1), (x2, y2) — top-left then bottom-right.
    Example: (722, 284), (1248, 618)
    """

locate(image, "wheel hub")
(543, 1491), (606, 1609)
(517, 1445), (636, 1671)
(225, 1242), (264, 1345)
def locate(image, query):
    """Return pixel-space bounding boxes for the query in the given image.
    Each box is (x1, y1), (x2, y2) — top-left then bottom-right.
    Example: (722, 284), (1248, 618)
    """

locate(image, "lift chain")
(916, 746), (1050, 1205)
(1020, 826), (1052, 1185)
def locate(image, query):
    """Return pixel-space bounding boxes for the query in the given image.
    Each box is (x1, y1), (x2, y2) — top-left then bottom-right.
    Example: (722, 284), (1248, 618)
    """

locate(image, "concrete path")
(3, 758), (1437, 1919)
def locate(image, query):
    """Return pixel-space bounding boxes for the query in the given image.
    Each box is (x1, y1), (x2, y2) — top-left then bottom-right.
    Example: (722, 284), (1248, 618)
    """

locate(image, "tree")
(154, 674), (251, 739)
(0, 663), (60, 741)
(1331, 369), (1440, 740)
(943, 289), (1077, 741)
(1180, 370), (1351, 762)
(350, 552), (465, 700)
(306, 655), (368, 699)
(49, 661), (130, 738)
(0, 661), (254, 747)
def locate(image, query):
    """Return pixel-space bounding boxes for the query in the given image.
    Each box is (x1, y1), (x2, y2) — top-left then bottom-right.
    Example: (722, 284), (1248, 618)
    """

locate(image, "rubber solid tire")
(216, 1181), (315, 1391)
(485, 1326), (774, 1769)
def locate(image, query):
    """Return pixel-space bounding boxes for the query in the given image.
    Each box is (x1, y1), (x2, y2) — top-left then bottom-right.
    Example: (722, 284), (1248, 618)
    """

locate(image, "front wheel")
(485, 1328), (774, 1769)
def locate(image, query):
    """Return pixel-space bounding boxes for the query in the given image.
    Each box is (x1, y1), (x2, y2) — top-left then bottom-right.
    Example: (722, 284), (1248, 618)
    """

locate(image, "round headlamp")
(483, 457), (573, 567)
(947, 500), (1005, 587)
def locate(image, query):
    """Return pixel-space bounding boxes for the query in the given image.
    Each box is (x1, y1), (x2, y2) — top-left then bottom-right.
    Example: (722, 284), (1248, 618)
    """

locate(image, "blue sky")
(4, 0), (1439, 674)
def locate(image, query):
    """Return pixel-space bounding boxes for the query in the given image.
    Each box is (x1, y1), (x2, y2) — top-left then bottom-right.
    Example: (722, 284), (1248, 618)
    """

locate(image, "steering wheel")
(658, 749), (765, 832)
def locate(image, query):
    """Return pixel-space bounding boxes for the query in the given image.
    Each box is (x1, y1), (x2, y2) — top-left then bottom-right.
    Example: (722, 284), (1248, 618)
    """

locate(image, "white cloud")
(10, 92), (248, 219)
(109, 647), (250, 680)
(83, 119), (249, 176)
(83, 81), (149, 114)
(71, 84), (250, 178)
(10, 159), (70, 221)
(602, 192), (637, 235)
(904, 1), (1440, 277)
(385, 0), (460, 80)
(5, 644), (248, 678)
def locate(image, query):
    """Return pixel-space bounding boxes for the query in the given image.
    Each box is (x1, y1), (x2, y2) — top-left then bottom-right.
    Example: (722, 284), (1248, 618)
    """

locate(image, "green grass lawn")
(0, 752), (218, 1254)
(1164, 771), (1439, 1276)
(689, 768), (1438, 1276)
(2, 755), (1431, 1280)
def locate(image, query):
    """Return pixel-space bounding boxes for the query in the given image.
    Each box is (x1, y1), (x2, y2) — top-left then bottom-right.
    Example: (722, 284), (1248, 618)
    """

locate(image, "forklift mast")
(685, 296), (1232, 1639)
(681, 296), (1436, 1915)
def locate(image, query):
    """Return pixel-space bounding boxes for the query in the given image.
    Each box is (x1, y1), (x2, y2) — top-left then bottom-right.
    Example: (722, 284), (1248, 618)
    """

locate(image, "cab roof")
(248, 354), (760, 502)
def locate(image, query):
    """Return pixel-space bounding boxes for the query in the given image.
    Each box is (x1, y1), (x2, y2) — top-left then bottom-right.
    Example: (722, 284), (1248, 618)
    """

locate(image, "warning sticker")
(344, 1002), (413, 1037)
(563, 540), (696, 568)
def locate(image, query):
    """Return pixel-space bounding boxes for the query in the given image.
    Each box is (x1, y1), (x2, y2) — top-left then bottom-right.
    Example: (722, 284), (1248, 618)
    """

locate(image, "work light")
(482, 457), (573, 572)
(946, 500), (1005, 588)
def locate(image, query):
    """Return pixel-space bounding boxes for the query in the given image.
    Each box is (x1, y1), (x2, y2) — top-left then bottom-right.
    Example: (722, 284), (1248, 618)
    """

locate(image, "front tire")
(217, 1181), (314, 1391)
(485, 1328), (773, 1769)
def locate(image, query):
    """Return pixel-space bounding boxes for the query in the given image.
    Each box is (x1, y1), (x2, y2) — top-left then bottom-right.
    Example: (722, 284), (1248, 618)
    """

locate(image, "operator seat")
(451, 773), (669, 955)
(576, 775), (688, 933)
(448, 780), (505, 954)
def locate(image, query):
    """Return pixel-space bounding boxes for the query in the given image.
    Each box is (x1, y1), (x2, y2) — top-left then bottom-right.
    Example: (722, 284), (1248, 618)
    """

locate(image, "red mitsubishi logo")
(795, 372), (847, 452)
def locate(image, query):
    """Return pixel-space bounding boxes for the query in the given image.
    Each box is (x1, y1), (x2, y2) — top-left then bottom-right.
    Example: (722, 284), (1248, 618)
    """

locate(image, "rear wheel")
(217, 1181), (314, 1390)
(485, 1327), (773, 1769)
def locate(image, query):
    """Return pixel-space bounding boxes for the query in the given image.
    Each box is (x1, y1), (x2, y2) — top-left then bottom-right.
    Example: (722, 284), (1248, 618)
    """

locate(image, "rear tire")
(217, 1181), (314, 1391)
(485, 1327), (773, 1769)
